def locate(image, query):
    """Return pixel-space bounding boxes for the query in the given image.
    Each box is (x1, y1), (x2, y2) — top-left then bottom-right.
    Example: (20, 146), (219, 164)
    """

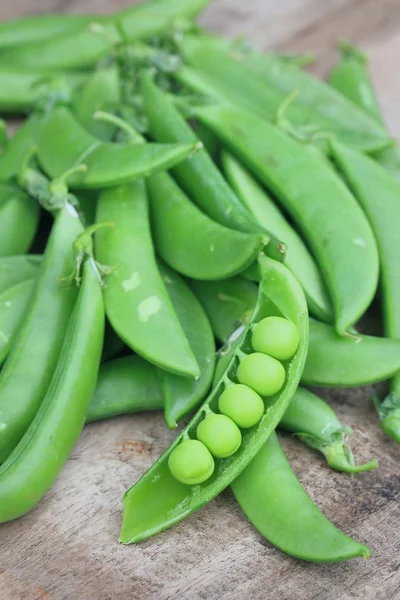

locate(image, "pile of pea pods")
(0, 0), (399, 564)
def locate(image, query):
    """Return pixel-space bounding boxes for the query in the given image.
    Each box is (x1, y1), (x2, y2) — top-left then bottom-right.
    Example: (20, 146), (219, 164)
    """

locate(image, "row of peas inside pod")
(169, 317), (299, 484)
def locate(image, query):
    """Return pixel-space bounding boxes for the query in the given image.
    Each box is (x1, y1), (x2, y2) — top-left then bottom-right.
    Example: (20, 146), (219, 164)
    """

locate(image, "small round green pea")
(237, 352), (285, 396)
(252, 316), (299, 360)
(218, 383), (264, 428)
(168, 439), (214, 485)
(197, 413), (242, 458)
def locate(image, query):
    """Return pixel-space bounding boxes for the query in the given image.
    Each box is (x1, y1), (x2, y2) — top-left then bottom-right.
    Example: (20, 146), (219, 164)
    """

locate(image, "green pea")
(252, 316), (299, 360)
(218, 383), (264, 428)
(237, 353), (285, 397)
(168, 439), (214, 485)
(197, 413), (242, 458)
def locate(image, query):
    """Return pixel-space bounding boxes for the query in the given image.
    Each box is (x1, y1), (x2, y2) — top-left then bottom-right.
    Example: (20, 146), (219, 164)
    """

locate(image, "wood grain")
(0, 2), (400, 599)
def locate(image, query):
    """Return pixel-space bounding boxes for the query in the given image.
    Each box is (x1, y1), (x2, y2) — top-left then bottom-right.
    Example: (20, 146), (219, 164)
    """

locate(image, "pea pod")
(0, 184), (40, 256)
(72, 67), (121, 141)
(328, 42), (400, 183)
(95, 181), (199, 379)
(0, 204), (82, 464)
(119, 254), (309, 543)
(330, 140), (400, 440)
(231, 432), (371, 562)
(101, 321), (126, 362)
(159, 261), (216, 428)
(195, 103), (379, 334)
(222, 151), (332, 322)
(176, 36), (390, 152)
(0, 243), (104, 523)
(280, 387), (377, 474)
(303, 319), (400, 387)
(37, 107), (199, 189)
(190, 276), (258, 343)
(0, 279), (35, 367)
(141, 74), (285, 262)
(1, 0), (210, 72)
(147, 171), (266, 281)
(87, 355), (163, 423)
(0, 114), (43, 182)
(0, 255), (41, 294)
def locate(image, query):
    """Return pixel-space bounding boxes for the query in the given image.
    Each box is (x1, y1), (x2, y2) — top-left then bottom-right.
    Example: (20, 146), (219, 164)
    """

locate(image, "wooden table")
(0, 2), (399, 599)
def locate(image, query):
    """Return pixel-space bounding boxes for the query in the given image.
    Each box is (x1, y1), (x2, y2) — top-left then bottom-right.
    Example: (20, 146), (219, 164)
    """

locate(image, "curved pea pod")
(0, 254), (41, 294)
(0, 184), (40, 257)
(0, 13), (96, 50)
(328, 42), (400, 183)
(195, 103), (379, 335)
(147, 171), (266, 281)
(331, 141), (400, 439)
(0, 256), (104, 523)
(190, 276), (258, 343)
(95, 182), (199, 379)
(72, 67), (121, 141)
(177, 35), (389, 153)
(37, 107), (199, 190)
(159, 261), (216, 428)
(0, 204), (82, 464)
(87, 355), (163, 423)
(141, 74), (285, 263)
(119, 254), (309, 543)
(280, 388), (377, 474)
(0, 279), (35, 367)
(303, 319), (400, 387)
(0, 115), (43, 182)
(231, 432), (371, 562)
(222, 151), (332, 322)
(0, 69), (87, 114)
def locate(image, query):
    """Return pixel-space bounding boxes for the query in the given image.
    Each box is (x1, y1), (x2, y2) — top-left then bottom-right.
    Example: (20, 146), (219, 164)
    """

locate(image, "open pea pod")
(37, 107), (199, 189)
(0, 184), (40, 257)
(119, 254), (309, 543)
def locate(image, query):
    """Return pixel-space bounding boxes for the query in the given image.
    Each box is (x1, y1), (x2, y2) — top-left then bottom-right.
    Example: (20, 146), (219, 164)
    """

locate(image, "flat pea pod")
(147, 171), (266, 281)
(0, 115), (43, 182)
(0, 14), (96, 50)
(71, 67), (121, 141)
(141, 74), (284, 262)
(0, 279), (35, 367)
(37, 107), (198, 189)
(328, 42), (400, 184)
(0, 254), (41, 294)
(303, 318), (400, 387)
(177, 35), (389, 153)
(95, 182), (199, 379)
(195, 103), (379, 335)
(0, 184), (40, 257)
(330, 141), (400, 439)
(190, 276), (258, 343)
(280, 387), (377, 474)
(0, 69), (86, 114)
(0, 204), (82, 464)
(86, 355), (163, 423)
(159, 261), (216, 428)
(231, 432), (370, 562)
(222, 151), (332, 322)
(119, 254), (309, 543)
(0, 252), (104, 523)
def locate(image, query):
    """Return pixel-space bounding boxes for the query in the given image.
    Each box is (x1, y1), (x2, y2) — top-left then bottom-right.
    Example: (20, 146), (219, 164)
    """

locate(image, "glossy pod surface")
(147, 171), (266, 281)
(195, 103), (379, 334)
(0, 184), (40, 257)
(0, 279), (35, 367)
(0, 205), (82, 464)
(231, 432), (370, 562)
(222, 151), (332, 322)
(119, 255), (309, 543)
(95, 182), (199, 378)
(37, 107), (199, 189)
(0, 258), (104, 523)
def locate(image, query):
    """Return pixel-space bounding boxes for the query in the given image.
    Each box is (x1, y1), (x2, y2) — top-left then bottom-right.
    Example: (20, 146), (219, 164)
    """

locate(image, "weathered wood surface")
(0, 1), (400, 599)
